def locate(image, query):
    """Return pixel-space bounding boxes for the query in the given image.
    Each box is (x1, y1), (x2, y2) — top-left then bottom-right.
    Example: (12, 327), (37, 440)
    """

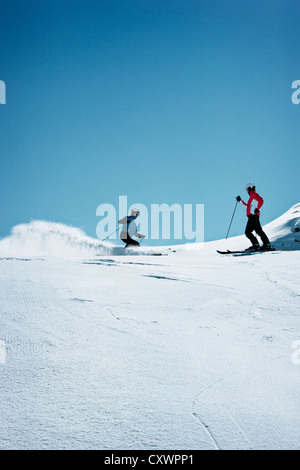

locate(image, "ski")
(217, 250), (248, 254)
(217, 247), (276, 255)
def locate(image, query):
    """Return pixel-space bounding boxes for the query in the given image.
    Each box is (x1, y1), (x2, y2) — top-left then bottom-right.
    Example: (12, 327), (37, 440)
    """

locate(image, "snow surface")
(0, 204), (299, 450)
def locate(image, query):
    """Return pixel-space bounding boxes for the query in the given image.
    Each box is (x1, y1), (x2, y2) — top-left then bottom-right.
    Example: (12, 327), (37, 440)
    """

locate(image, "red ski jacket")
(241, 190), (264, 216)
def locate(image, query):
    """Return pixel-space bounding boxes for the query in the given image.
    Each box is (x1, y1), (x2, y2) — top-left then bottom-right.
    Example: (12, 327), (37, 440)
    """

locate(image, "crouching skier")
(236, 183), (271, 252)
(118, 208), (145, 248)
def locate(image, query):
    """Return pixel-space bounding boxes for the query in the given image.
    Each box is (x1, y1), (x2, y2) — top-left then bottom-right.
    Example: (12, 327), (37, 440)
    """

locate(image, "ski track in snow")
(0, 251), (299, 450)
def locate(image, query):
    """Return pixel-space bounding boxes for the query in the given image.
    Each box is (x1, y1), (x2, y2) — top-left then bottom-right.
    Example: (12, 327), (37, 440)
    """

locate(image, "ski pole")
(102, 227), (120, 242)
(225, 200), (238, 239)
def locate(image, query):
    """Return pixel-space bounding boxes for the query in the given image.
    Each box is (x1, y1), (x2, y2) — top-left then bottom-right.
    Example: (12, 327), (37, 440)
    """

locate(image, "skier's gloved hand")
(236, 196), (241, 202)
(254, 208), (259, 215)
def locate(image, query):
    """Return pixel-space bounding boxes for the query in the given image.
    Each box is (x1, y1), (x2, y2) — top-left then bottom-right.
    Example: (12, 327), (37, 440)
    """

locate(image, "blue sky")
(1, 0), (299, 245)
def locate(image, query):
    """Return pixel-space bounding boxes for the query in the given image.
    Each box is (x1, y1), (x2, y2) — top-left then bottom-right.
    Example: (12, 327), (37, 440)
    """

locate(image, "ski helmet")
(245, 182), (256, 191)
(131, 208), (140, 215)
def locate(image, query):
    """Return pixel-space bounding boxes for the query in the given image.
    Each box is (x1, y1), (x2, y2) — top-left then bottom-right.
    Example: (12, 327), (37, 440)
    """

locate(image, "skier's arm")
(118, 216), (128, 224)
(133, 225), (140, 237)
(236, 195), (247, 206)
(130, 223), (145, 238)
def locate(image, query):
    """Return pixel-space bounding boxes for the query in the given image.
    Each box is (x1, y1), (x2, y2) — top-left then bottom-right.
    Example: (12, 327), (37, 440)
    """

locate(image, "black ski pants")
(121, 234), (140, 248)
(245, 215), (270, 246)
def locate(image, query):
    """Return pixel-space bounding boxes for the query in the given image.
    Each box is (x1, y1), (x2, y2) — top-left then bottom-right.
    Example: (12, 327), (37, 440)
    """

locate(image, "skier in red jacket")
(236, 183), (271, 251)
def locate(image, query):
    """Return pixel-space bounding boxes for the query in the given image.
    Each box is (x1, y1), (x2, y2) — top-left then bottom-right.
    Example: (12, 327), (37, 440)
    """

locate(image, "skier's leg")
(245, 216), (259, 246)
(120, 237), (128, 246)
(124, 235), (140, 248)
(254, 216), (270, 245)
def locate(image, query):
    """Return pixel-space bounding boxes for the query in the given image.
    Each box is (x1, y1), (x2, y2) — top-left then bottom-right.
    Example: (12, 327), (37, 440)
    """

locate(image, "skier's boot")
(259, 243), (272, 251)
(245, 243), (260, 252)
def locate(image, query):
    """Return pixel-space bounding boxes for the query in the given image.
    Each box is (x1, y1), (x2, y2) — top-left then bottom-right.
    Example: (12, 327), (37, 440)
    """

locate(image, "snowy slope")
(181, 202), (300, 254)
(0, 205), (299, 450)
(0, 203), (299, 259)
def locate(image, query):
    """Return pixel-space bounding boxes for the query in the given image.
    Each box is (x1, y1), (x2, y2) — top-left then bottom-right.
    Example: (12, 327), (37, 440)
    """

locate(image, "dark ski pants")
(245, 215), (270, 246)
(121, 235), (140, 248)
